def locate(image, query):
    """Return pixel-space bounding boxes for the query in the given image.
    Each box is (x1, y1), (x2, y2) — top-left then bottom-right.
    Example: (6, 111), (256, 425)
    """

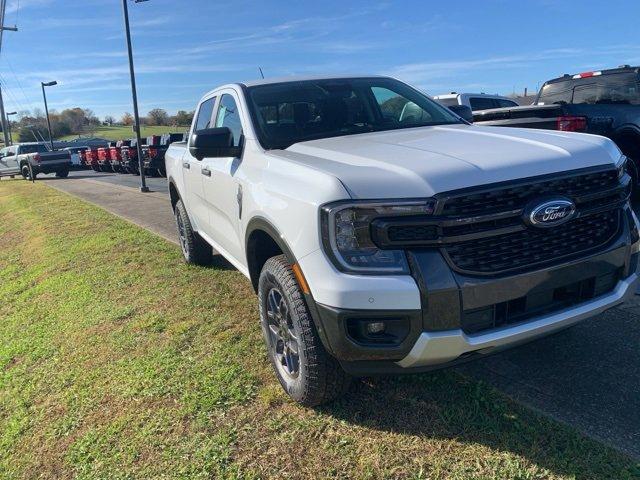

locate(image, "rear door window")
(496, 99), (519, 108)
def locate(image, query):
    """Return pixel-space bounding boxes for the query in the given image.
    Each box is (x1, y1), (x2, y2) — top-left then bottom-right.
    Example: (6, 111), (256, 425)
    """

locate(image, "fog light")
(366, 321), (386, 334)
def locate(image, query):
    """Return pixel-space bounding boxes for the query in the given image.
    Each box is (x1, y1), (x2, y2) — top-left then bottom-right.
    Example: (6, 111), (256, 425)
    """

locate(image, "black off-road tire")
(258, 254), (351, 406)
(174, 199), (212, 265)
(55, 170), (69, 178)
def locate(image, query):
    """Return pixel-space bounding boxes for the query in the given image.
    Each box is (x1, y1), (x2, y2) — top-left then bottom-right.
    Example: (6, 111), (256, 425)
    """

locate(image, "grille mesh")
(444, 211), (620, 274)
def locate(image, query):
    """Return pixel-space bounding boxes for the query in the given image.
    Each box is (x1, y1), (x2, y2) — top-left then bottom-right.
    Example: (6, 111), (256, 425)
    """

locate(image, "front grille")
(462, 268), (621, 334)
(439, 169), (619, 217)
(444, 210), (620, 274)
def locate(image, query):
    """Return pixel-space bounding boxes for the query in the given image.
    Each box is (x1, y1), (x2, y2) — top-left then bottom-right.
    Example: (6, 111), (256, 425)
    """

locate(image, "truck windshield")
(246, 77), (463, 150)
(538, 72), (640, 106)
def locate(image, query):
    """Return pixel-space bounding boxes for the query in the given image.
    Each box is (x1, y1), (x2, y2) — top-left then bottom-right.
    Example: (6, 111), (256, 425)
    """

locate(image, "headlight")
(321, 199), (436, 274)
(617, 155), (628, 179)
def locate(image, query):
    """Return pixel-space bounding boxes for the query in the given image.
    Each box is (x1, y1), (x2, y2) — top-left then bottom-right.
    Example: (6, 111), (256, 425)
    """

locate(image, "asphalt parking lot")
(38, 170), (640, 460)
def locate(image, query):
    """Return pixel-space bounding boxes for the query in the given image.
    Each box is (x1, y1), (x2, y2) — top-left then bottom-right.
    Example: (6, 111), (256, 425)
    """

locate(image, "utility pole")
(0, 86), (9, 147)
(122, 0), (149, 192)
(0, 0), (18, 147)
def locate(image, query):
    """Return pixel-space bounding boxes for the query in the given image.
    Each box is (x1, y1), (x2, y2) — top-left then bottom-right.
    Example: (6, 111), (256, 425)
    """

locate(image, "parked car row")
(77, 132), (186, 177)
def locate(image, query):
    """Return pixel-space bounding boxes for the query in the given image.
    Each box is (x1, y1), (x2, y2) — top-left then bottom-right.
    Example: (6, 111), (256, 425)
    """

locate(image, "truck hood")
(272, 124), (622, 198)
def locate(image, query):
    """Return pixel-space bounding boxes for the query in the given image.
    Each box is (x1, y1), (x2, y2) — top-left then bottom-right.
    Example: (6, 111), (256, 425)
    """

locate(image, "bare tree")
(147, 108), (169, 126)
(121, 112), (134, 126)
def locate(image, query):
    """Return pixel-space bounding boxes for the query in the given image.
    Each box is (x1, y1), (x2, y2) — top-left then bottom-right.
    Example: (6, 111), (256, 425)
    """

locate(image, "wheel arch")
(245, 216), (297, 293)
(168, 177), (180, 211)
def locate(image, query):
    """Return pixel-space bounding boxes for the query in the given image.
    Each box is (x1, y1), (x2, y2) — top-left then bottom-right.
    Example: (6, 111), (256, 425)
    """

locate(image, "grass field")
(59, 125), (188, 142)
(0, 181), (638, 479)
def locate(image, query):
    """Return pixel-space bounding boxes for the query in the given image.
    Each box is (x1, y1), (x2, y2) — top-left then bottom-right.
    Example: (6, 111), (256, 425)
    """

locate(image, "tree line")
(9, 108), (195, 142)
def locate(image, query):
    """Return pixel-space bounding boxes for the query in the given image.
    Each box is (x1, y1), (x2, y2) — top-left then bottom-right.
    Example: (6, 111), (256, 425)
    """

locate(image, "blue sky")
(2, 0), (640, 119)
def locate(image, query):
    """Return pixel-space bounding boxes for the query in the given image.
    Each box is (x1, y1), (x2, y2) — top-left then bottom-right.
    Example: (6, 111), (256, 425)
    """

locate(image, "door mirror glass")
(189, 127), (242, 160)
(448, 104), (474, 123)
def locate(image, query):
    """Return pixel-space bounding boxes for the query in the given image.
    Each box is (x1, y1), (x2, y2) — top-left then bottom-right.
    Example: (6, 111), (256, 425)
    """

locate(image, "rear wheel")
(21, 165), (35, 180)
(174, 199), (212, 265)
(55, 170), (69, 178)
(258, 255), (351, 406)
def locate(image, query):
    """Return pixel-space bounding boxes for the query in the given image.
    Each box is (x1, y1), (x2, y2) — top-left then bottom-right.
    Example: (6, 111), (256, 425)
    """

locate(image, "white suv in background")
(434, 92), (519, 111)
(166, 75), (639, 406)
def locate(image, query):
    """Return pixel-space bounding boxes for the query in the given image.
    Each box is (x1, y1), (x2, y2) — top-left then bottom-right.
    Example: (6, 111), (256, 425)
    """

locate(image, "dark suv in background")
(474, 65), (640, 193)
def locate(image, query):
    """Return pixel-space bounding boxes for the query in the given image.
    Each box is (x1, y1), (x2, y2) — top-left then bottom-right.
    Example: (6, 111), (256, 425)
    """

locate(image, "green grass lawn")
(0, 181), (638, 479)
(59, 125), (188, 142)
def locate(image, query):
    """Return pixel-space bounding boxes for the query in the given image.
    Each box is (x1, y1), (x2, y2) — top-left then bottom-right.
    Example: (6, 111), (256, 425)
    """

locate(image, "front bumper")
(397, 271), (638, 369)
(306, 205), (640, 375)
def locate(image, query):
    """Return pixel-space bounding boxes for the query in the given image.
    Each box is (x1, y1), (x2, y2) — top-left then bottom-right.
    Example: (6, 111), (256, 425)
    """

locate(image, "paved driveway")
(39, 170), (640, 459)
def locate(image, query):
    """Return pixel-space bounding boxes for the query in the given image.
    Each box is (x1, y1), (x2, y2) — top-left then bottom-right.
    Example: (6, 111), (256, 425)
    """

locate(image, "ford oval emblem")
(525, 198), (576, 228)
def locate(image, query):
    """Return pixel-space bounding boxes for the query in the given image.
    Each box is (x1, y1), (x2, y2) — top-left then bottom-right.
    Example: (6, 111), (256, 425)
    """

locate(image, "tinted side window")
(469, 97), (497, 110)
(215, 94), (243, 147)
(195, 97), (216, 131)
(496, 99), (518, 108)
(537, 82), (574, 105)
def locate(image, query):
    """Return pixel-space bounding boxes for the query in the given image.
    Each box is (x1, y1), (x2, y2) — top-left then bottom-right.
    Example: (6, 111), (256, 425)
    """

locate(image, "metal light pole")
(122, 0), (149, 192)
(6, 110), (15, 144)
(41, 81), (57, 151)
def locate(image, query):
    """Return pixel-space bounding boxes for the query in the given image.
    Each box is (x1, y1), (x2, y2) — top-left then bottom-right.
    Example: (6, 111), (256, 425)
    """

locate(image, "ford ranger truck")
(165, 76), (640, 406)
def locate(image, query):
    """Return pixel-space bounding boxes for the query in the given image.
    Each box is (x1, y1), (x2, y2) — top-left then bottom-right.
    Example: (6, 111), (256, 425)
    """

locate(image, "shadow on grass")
(319, 372), (639, 479)
(208, 254), (236, 271)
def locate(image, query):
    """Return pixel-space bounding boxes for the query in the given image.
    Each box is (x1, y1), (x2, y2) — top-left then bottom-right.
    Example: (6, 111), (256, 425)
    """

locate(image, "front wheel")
(174, 199), (212, 265)
(258, 255), (351, 406)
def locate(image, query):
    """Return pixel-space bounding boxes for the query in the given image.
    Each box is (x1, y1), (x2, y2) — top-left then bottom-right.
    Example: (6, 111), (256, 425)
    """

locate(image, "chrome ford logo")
(526, 198), (576, 228)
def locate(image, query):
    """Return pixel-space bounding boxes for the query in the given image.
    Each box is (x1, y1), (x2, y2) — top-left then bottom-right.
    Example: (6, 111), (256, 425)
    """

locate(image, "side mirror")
(189, 127), (242, 160)
(448, 104), (474, 123)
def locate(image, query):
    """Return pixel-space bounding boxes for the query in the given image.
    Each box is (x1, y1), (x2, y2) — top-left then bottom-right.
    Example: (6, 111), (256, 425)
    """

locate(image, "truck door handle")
(201, 167), (211, 177)
(182, 162), (190, 169)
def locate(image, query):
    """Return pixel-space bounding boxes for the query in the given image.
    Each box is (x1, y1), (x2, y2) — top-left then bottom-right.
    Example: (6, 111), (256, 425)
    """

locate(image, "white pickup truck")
(166, 75), (639, 406)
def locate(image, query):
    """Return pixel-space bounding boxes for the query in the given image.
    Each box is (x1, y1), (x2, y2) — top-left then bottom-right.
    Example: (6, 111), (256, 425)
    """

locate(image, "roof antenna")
(258, 67), (265, 79)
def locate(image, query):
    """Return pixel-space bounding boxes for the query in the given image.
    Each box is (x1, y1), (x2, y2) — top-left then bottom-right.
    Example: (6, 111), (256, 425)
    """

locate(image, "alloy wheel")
(266, 287), (300, 378)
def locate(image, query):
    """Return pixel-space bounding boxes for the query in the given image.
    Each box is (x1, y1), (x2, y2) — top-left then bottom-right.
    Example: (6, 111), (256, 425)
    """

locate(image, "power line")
(6, 56), (32, 109)
(0, 74), (26, 112)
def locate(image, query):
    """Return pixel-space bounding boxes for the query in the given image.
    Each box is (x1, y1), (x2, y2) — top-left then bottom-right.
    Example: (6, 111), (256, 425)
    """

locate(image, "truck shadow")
(209, 253), (236, 271)
(319, 361), (637, 478)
